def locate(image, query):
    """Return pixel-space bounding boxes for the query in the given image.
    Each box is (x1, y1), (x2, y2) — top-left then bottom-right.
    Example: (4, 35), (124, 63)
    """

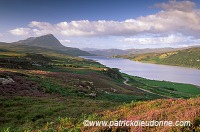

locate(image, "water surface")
(81, 56), (200, 86)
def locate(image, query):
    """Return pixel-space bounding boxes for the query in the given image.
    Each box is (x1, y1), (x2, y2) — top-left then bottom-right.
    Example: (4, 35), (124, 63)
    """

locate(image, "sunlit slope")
(117, 47), (200, 69)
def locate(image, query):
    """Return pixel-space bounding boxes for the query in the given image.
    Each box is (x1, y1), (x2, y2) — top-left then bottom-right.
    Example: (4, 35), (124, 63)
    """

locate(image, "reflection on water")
(81, 56), (200, 86)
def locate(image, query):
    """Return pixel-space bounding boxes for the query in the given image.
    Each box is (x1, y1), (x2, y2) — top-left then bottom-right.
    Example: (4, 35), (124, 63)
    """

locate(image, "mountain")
(86, 47), (188, 56)
(15, 34), (63, 48)
(0, 34), (92, 56)
(117, 47), (200, 69)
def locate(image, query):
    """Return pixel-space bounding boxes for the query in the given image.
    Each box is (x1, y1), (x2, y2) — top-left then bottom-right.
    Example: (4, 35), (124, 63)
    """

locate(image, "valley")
(0, 35), (200, 131)
(1, 0), (200, 131)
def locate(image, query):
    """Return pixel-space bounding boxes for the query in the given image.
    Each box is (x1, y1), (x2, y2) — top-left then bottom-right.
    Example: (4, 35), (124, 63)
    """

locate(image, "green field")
(123, 74), (200, 98)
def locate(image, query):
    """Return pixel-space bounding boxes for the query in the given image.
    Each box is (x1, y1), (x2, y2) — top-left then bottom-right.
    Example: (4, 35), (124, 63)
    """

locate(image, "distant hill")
(87, 49), (128, 56)
(81, 47), (99, 51)
(117, 47), (200, 69)
(86, 47), (187, 56)
(0, 34), (92, 56)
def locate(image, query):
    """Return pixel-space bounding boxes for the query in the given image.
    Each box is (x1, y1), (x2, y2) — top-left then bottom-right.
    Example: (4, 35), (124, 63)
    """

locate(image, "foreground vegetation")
(25, 97), (199, 132)
(0, 46), (200, 131)
(116, 47), (200, 69)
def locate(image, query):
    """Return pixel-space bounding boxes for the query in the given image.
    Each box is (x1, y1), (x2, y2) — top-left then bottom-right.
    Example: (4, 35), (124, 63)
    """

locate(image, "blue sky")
(1, 0), (200, 49)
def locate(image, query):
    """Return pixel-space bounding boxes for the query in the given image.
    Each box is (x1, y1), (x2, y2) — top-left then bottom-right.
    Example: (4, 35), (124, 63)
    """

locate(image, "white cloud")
(10, 1), (200, 38)
(154, 0), (195, 12)
(7, 1), (200, 48)
(122, 34), (188, 45)
(59, 39), (71, 44)
(29, 21), (58, 36)
(9, 28), (31, 36)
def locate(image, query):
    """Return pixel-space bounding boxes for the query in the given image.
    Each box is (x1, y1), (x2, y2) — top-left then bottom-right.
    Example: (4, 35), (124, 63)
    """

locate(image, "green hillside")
(116, 47), (200, 69)
(0, 47), (156, 131)
(34, 97), (200, 132)
(0, 43), (91, 57)
(0, 45), (200, 131)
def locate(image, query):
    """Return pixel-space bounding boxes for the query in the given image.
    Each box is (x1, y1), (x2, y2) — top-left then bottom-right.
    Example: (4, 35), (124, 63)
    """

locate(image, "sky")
(1, 0), (200, 49)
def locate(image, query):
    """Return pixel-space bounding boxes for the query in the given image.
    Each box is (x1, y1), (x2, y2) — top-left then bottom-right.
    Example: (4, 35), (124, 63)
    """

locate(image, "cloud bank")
(121, 34), (199, 46)
(9, 28), (31, 36)
(7, 1), (200, 47)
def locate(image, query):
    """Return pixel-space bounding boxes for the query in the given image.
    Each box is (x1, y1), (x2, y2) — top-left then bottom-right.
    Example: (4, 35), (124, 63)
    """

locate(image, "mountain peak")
(45, 34), (54, 36)
(16, 34), (63, 48)
(39, 34), (55, 38)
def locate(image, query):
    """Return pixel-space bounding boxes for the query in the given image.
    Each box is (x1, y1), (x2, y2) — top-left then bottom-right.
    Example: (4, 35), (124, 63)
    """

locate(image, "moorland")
(0, 34), (200, 131)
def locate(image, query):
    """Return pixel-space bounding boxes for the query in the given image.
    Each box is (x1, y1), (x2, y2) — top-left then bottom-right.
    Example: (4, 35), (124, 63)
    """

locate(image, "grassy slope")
(0, 47), (200, 131)
(82, 97), (200, 132)
(117, 47), (200, 69)
(0, 48), (158, 131)
(34, 97), (200, 132)
(124, 74), (200, 98)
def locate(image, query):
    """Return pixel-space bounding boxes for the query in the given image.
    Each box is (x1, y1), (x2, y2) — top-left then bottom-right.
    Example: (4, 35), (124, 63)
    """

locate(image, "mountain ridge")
(0, 34), (92, 56)
(85, 47), (190, 56)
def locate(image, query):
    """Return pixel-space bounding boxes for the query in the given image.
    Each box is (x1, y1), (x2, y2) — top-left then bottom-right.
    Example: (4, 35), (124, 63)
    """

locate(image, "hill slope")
(24, 97), (200, 132)
(0, 47), (164, 131)
(0, 43), (200, 131)
(117, 47), (200, 69)
(84, 97), (200, 132)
